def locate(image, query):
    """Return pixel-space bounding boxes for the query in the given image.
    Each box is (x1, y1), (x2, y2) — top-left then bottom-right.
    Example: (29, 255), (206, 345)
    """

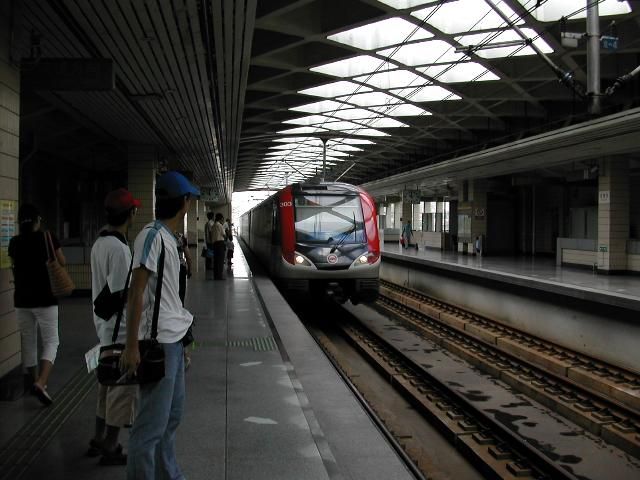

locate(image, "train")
(240, 182), (380, 304)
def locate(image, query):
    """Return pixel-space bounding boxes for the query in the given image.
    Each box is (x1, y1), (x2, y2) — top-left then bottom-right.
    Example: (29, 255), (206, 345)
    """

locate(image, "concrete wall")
(0, 1), (21, 382)
(381, 259), (640, 373)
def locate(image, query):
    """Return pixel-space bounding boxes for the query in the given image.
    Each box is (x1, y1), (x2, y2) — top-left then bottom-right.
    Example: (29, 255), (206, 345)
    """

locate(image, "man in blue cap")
(121, 171), (199, 480)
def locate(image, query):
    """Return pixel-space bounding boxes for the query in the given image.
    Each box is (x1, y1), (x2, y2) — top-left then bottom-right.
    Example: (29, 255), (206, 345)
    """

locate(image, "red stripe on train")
(279, 186), (296, 264)
(360, 191), (380, 264)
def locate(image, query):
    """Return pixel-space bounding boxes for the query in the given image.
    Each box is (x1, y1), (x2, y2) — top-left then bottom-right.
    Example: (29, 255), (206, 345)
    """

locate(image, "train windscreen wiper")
(329, 213), (357, 254)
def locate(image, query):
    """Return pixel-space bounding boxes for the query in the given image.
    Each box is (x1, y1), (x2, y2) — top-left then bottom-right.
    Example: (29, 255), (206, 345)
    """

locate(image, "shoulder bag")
(45, 231), (75, 297)
(97, 235), (166, 386)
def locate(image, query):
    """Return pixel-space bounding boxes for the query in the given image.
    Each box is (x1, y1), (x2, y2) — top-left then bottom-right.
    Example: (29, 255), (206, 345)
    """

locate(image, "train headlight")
(358, 255), (368, 264)
(292, 252), (313, 267)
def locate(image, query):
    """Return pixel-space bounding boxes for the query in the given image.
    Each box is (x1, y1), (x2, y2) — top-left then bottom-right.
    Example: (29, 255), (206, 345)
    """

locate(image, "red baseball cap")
(104, 188), (142, 213)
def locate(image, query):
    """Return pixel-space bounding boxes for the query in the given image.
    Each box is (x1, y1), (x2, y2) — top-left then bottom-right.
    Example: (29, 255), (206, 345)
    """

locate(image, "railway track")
(299, 296), (640, 480)
(376, 280), (640, 459)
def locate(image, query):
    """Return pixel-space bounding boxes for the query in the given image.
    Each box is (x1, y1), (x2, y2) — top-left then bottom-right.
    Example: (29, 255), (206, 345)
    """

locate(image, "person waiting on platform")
(204, 211), (215, 271)
(9, 204), (66, 406)
(212, 213), (226, 279)
(89, 188), (141, 465)
(401, 220), (414, 249)
(121, 171), (198, 480)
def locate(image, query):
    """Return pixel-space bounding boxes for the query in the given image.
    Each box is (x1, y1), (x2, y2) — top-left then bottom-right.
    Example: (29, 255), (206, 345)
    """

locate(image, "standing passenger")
(121, 171), (198, 480)
(212, 213), (226, 280)
(204, 212), (215, 271)
(9, 204), (65, 406)
(89, 188), (140, 465)
(402, 220), (413, 249)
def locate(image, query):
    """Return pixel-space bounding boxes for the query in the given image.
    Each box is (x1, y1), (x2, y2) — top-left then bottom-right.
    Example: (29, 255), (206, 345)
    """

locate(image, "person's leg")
(127, 347), (177, 480)
(16, 309), (38, 377)
(34, 306), (59, 389)
(155, 342), (185, 480)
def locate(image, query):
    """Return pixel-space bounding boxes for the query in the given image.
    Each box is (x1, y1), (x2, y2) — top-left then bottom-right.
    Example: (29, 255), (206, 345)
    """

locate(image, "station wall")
(0, 0), (21, 387)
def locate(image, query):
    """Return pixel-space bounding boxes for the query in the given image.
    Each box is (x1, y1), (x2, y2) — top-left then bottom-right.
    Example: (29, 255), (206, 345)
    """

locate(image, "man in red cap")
(88, 188), (141, 465)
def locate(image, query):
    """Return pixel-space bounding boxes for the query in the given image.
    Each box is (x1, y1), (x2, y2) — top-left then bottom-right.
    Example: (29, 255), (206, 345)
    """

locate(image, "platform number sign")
(599, 191), (610, 204)
(403, 189), (421, 204)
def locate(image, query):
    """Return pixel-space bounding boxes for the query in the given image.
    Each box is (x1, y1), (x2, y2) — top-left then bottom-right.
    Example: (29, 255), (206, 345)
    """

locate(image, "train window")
(294, 195), (365, 244)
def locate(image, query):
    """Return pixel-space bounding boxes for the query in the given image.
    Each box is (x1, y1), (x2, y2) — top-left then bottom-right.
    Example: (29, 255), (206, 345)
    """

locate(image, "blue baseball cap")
(155, 171), (200, 199)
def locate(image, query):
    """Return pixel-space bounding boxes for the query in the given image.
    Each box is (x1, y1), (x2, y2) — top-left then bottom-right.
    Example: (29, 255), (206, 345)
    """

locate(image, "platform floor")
(382, 243), (640, 308)
(0, 242), (413, 480)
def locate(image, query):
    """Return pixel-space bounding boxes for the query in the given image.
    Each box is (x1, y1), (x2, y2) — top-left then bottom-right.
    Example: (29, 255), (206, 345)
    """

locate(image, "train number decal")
(279, 201), (292, 208)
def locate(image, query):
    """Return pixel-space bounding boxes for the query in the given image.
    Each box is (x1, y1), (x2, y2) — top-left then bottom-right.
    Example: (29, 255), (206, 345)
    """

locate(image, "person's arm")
(184, 241), (193, 276)
(120, 267), (151, 375)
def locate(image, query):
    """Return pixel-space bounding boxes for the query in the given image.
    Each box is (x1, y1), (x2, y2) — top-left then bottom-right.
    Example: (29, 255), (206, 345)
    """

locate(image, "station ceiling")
(16, 1), (640, 200)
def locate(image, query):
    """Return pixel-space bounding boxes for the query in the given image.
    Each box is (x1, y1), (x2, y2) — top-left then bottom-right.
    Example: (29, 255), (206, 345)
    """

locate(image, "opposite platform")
(0, 242), (414, 480)
(382, 243), (640, 312)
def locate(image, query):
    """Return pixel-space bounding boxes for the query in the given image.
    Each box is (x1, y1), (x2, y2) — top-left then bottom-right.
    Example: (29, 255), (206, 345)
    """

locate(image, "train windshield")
(294, 195), (365, 244)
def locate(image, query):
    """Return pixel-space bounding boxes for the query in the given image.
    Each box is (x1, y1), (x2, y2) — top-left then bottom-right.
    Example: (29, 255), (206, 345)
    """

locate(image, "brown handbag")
(44, 231), (75, 297)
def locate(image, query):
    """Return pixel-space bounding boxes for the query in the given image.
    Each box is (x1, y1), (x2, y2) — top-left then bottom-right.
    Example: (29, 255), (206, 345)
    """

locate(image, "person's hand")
(120, 343), (141, 376)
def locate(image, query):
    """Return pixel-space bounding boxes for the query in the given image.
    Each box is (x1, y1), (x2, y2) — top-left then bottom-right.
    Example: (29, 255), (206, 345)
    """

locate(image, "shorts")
(96, 383), (138, 428)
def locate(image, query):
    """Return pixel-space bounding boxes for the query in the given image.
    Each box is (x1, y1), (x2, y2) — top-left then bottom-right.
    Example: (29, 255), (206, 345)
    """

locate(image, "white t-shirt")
(132, 221), (193, 343)
(91, 232), (132, 345)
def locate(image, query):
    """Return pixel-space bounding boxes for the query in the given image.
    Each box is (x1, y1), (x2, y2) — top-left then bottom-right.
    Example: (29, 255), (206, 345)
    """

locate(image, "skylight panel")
(330, 108), (380, 121)
(341, 128), (389, 137)
(299, 81), (369, 98)
(276, 126), (327, 135)
(273, 136), (317, 142)
(455, 28), (553, 58)
(283, 115), (335, 126)
(328, 144), (363, 152)
(363, 117), (408, 128)
(373, 103), (429, 116)
(290, 100), (346, 113)
(517, 0), (631, 22)
(412, 0), (523, 35)
(328, 17), (433, 51)
(378, 40), (466, 66)
(334, 138), (375, 145)
(392, 85), (461, 102)
(376, 0), (432, 9)
(419, 63), (499, 83)
(354, 69), (429, 90)
(311, 55), (388, 78)
(321, 120), (369, 131)
(338, 91), (400, 107)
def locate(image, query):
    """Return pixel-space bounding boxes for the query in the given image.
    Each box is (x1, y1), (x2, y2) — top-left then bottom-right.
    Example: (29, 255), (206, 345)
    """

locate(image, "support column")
(127, 145), (157, 241)
(470, 179), (488, 255)
(187, 199), (198, 246)
(0, 1), (22, 395)
(598, 158), (629, 272)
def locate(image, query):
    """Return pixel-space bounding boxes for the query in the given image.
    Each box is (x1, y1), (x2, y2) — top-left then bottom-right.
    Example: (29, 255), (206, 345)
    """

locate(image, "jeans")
(16, 306), (59, 366)
(127, 342), (185, 480)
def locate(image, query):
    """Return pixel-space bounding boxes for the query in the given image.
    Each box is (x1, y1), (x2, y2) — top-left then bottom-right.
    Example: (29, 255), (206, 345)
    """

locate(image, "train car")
(240, 182), (380, 304)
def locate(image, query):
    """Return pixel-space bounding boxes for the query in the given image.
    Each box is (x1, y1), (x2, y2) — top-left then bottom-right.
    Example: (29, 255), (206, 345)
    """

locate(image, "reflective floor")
(382, 243), (640, 298)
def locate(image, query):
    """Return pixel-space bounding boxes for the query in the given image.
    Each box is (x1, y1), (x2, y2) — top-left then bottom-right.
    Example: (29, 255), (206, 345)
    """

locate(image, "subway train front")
(240, 182), (380, 304)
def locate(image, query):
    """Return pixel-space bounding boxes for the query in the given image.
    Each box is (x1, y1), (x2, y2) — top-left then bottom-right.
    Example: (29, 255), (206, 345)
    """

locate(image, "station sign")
(403, 189), (421, 204)
(601, 36), (619, 50)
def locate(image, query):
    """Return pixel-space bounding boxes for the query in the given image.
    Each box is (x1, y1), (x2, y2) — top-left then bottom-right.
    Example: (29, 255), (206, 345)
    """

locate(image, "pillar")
(470, 179), (488, 255)
(187, 199), (198, 246)
(0, 1), (22, 395)
(598, 158), (629, 272)
(127, 145), (157, 241)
